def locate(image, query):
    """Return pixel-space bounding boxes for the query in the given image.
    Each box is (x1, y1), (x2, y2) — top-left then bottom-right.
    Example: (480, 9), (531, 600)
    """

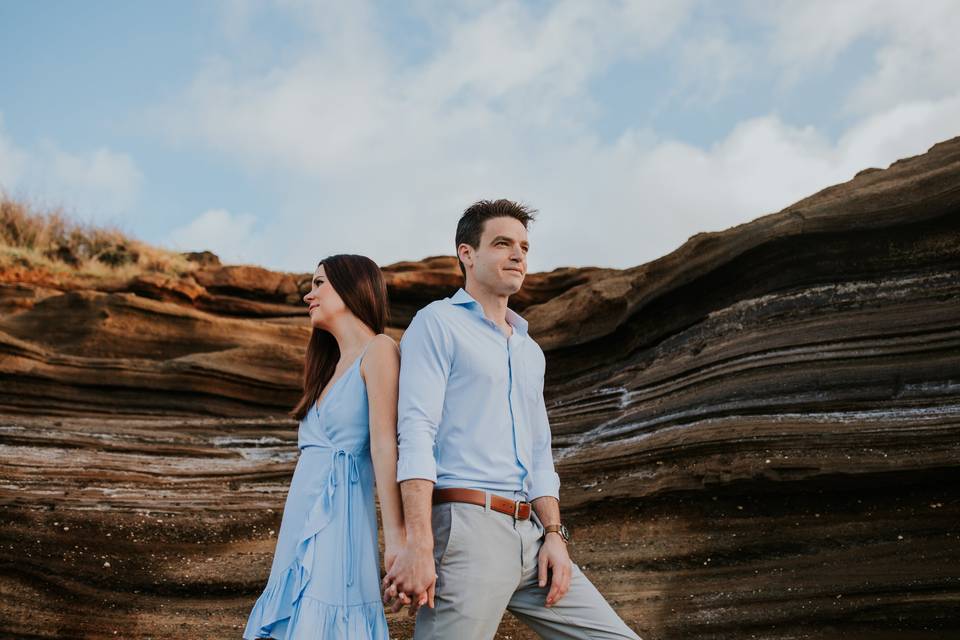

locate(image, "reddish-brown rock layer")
(1, 137), (959, 639)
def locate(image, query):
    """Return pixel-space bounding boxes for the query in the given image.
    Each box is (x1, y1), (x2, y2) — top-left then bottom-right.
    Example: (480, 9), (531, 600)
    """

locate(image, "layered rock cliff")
(1, 137), (958, 639)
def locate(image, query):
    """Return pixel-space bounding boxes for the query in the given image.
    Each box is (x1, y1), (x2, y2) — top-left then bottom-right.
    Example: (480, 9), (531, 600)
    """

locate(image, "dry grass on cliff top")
(0, 194), (197, 282)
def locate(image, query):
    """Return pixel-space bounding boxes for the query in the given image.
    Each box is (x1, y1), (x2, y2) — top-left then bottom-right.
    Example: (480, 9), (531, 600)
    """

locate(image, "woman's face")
(303, 264), (347, 328)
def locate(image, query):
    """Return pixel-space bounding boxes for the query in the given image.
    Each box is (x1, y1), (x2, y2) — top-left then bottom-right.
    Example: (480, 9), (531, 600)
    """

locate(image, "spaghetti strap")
(360, 336), (375, 357)
(357, 334), (380, 369)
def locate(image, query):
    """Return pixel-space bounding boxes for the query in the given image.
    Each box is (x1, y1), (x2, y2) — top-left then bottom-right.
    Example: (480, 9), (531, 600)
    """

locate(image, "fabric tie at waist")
(295, 444), (364, 622)
(325, 447), (361, 621)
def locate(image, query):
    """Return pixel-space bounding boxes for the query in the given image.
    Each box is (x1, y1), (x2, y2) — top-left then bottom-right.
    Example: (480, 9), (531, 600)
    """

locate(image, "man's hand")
(538, 533), (571, 607)
(381, 540), (436, 615)
(383, 479), (437, 615)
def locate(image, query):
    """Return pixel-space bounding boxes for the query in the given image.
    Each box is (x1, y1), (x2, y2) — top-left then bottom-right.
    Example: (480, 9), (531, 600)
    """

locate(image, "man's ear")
(457, 243), (473, 269)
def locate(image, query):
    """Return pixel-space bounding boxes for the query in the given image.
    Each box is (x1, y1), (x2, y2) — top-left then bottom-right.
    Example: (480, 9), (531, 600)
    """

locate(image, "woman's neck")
(326, 316), (377, 361)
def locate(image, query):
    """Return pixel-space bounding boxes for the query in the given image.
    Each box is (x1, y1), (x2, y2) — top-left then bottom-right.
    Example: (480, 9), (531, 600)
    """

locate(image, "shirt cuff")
(396, 448), (438, 484)
(527, 470), (560, 502)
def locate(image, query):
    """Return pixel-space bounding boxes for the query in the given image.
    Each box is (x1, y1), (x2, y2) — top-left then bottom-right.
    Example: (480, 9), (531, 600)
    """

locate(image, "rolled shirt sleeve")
(396, 306), (452, 483)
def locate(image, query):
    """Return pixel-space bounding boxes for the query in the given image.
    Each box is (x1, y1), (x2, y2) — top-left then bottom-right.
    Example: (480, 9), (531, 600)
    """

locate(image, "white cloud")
(149, 1), (960, 273)
(550, 91), (960, 268)
(165, 208), (261, 265)
(837, 93), (960, 169)
(409, 1), (693, 104)
(44, 145), (143, 217)
(754, 0), (960, 114)
(158, 0), (694, 174)
(233, 91), (958, 274)
(0, 113), (142, 221)
(674, 31), (751, 106)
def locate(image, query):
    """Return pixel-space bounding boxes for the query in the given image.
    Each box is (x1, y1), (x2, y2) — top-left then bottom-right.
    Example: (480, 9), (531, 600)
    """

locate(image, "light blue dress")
(244, 341), (389, 639)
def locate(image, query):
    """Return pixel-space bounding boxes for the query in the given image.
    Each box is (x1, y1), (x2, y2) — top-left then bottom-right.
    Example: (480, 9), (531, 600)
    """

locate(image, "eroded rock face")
(0, 256), (613, 417)
(1, 138), (959, 638)
(0, 290), (308, 416)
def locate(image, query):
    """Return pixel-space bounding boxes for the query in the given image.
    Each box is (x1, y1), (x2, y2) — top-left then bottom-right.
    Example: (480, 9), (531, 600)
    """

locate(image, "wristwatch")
(543, 523), (570, 542)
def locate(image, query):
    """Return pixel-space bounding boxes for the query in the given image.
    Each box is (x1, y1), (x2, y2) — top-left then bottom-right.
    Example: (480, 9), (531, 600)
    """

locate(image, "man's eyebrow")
(491, 235), (529, 247)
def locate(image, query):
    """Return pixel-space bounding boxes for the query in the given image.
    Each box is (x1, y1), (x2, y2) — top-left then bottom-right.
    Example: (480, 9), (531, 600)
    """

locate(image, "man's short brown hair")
(455, 199), (537, 277)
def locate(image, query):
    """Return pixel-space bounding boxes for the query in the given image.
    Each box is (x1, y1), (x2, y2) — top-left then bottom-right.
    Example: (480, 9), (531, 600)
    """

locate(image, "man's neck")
(464, 283), (512, 335)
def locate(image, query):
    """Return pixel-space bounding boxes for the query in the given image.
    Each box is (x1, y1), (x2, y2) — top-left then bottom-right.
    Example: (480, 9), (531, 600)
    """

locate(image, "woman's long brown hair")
(290, 254), (389, 421)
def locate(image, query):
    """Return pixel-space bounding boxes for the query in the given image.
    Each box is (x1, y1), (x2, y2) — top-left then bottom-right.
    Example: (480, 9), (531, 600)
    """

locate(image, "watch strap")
(543, 523), (568, 541)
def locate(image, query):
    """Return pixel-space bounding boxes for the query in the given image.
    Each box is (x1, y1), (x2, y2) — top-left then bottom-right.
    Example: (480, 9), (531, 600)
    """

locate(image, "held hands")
(382, 541), (419, 614)
(383, 540), (401, 581)
(381, 540), (436, 616)
(538, 532), (572, 607)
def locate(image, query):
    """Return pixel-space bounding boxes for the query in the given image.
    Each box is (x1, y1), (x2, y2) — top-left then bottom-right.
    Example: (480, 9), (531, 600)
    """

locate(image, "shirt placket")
(507, 332), (530, 497)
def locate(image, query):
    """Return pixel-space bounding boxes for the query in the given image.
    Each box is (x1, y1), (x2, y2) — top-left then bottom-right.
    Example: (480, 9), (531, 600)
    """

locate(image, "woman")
(244, 254), (416, 639)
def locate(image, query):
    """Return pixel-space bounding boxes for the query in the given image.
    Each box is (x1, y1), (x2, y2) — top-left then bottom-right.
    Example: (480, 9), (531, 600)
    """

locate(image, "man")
(383, 199), (641, 639)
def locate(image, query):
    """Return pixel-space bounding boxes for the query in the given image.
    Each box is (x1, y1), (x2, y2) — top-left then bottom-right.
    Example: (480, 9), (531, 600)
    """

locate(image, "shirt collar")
(449, 287), (529, 337)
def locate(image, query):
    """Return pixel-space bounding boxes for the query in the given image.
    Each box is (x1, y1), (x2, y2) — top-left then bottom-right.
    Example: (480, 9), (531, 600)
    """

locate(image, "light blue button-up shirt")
(396, 287), (561, 501)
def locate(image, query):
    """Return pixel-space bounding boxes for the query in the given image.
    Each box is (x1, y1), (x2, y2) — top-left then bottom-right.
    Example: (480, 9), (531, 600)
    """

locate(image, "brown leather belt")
(433, 487), (531, 520)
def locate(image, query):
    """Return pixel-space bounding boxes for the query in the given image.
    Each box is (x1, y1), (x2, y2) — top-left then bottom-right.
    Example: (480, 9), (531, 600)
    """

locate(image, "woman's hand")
(383, 534), (429, 614)
(382, 539), (436, 614)
(383, 535), (404, 576)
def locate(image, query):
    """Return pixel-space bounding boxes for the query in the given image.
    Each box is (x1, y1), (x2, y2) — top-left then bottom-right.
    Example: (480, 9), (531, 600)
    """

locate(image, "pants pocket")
(434, 503), (519, 620)
(431, 502), (456, 568)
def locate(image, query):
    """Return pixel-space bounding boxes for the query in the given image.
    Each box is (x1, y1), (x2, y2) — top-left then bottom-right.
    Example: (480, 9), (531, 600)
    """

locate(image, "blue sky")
(1, 0), (958, 273)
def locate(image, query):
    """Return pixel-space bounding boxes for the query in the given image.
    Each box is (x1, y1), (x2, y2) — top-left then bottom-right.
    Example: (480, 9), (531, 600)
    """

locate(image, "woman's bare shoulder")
(369, 333), (399, 352)
(361, 334), (400, 376)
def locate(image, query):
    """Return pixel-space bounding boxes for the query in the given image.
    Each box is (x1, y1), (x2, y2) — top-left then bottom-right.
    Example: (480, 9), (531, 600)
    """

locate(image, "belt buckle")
(513, 499), (522, 520)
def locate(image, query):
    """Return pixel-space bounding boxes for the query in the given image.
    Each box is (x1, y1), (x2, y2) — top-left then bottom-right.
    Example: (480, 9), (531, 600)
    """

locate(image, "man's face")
(459, 216), (529, 296)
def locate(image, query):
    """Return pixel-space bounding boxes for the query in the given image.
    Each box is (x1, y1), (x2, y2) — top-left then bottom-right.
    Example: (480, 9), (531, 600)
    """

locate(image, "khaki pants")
(413, 498), (642, 640)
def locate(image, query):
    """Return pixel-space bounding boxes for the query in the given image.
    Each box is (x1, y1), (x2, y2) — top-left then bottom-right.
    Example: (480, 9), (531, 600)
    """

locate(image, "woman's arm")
(362, 334), (406, 568)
